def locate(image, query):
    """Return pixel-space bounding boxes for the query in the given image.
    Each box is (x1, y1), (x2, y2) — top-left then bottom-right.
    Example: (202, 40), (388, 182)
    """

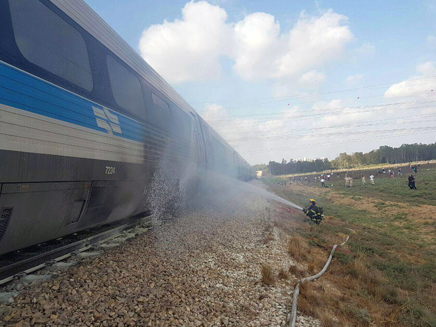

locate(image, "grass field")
(262, 166), (436, 326)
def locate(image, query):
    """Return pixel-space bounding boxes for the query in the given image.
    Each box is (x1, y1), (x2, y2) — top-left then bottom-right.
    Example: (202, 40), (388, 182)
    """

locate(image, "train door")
(200, 123), (213, 170)
(190, 113), (207, 169)
(232, 152), (239, 179)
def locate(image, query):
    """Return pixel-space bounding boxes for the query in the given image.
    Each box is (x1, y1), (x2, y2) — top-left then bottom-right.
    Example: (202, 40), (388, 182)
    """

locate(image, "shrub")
(278, 268), (289, 280)
(288, 264), (305, 278)
(261, 264), (275, 286)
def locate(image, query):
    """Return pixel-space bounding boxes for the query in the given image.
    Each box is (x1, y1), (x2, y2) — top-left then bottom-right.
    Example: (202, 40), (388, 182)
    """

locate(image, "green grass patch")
(262, 171), (436, 326)
(329, 168), (436, 206)
(334, 251), (354, 265)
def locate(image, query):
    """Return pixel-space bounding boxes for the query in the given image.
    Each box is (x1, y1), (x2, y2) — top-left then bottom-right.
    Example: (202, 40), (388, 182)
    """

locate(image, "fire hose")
(287, 232), (352, 327)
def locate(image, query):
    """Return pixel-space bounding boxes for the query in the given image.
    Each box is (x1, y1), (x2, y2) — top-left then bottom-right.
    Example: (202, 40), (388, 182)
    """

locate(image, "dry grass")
(297, 282), (323, 316)
(278, 267), (289, 280)
(264, 171), (436, 326)
(262, 222), (275, 245)
(307, 261), (317, 275)
(272, 209), (302, 232)
(316, 308), (342, 327)
(297, 297), (316, 316)
(287, 236), (310, 260)
(299, 279), (375, 327)
(261, 264), (276, 286)
(274, 210), (402, 325)
(293, 247), (413, 327)
(288, 264), (305, 278)
(263, 232), (275, 244)
(351, 255), (368, 276)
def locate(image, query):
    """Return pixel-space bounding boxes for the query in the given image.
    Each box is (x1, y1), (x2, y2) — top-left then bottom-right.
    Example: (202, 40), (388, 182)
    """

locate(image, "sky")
(84, 0), (436, 165)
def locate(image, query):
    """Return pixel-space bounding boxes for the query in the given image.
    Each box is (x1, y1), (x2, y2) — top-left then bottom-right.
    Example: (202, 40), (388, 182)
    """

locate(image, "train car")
(0, 0), (252, 255)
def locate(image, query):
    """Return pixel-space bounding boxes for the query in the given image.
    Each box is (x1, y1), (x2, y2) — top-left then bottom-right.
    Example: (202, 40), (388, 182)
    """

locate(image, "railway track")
(0, 215), (153, 286)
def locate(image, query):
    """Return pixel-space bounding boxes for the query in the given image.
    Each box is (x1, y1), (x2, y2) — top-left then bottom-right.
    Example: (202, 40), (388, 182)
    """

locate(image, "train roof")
(49, 0), (249, 165)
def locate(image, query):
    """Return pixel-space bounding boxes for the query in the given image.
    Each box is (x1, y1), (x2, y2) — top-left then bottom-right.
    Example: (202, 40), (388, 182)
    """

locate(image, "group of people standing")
(308, 165), (420, 190)
(302, 165), (422, 225)
(360, 174), (375, 185)
(345, 172), (375, 187)
(349, 169), (417, 190)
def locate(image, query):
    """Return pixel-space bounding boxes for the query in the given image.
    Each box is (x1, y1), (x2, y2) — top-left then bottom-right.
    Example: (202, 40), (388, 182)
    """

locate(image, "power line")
(204, 101), (436, 135)
(191, 75), (436, 108)
(240, 126), (436, 149)
(239, 127), (436, 154)
(202, 98), (436, 123)
(224, 114), (436, 142)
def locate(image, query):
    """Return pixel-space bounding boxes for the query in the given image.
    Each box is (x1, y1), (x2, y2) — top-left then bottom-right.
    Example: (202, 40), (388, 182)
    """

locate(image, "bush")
(261, 264), (275, 286)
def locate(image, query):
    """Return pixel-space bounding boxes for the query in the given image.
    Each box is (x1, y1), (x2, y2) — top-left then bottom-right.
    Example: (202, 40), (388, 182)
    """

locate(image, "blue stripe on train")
(0, 62), (144, 143)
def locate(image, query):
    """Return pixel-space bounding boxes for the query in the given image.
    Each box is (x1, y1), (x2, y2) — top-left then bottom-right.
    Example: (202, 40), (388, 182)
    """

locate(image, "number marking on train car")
(105, 166), (116, 175)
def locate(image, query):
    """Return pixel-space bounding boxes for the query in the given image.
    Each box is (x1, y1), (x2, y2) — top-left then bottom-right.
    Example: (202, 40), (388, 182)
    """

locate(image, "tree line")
(266, 143), (436, 175)
(268, 158), (332, 175)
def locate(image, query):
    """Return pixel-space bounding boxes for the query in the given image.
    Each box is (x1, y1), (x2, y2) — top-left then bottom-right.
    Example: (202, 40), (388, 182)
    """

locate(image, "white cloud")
(270, 70), (325, 98)
(353, 42), (375, 58)
(232, 12), (281, 80)
(283, 106), (301, 118)
(139, 4), (353, 83)
(200, 99), (436, 164)
(298, 70), (326, 88)
(384, 61), (436, 99)
(200, 103), (307, 163)
(312, 99), (343, 113)
(422, 106), (436, 115)
(201, 103), (260, 142)
(139, 1), (232, 83)
(427, 35), (436, 49)
(259, 119), (284, 132)
(416, 61), (436, 76)
(317, 108), (373, 128)
(346, 74), (363, 84)
(311, 99), (377, 131)
(201, 103), (228, 120)
(273, 10), (353, 79)
(271, 81), (316, 98)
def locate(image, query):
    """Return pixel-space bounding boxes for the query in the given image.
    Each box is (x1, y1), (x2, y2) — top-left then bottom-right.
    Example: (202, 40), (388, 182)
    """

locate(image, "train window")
(172, 107), (192, 140)
(210, 138), (219, 167)
(218, 143), (226, 162)
(107, 55), (145, 117)
(150, 93), (172, 132)
(9, 0), (93, 91)
(213, 139), (226, 170)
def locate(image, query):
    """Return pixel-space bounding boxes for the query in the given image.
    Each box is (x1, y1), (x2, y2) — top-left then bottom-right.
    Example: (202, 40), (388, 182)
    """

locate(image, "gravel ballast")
(0, 184), (319, 327)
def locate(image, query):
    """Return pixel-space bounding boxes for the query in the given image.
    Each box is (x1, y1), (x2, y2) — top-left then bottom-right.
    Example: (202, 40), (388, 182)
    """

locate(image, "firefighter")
(302, 199), (323, 225)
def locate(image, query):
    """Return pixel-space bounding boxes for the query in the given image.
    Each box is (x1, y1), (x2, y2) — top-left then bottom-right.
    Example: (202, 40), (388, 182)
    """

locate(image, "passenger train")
(0, 0), (253, 255)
